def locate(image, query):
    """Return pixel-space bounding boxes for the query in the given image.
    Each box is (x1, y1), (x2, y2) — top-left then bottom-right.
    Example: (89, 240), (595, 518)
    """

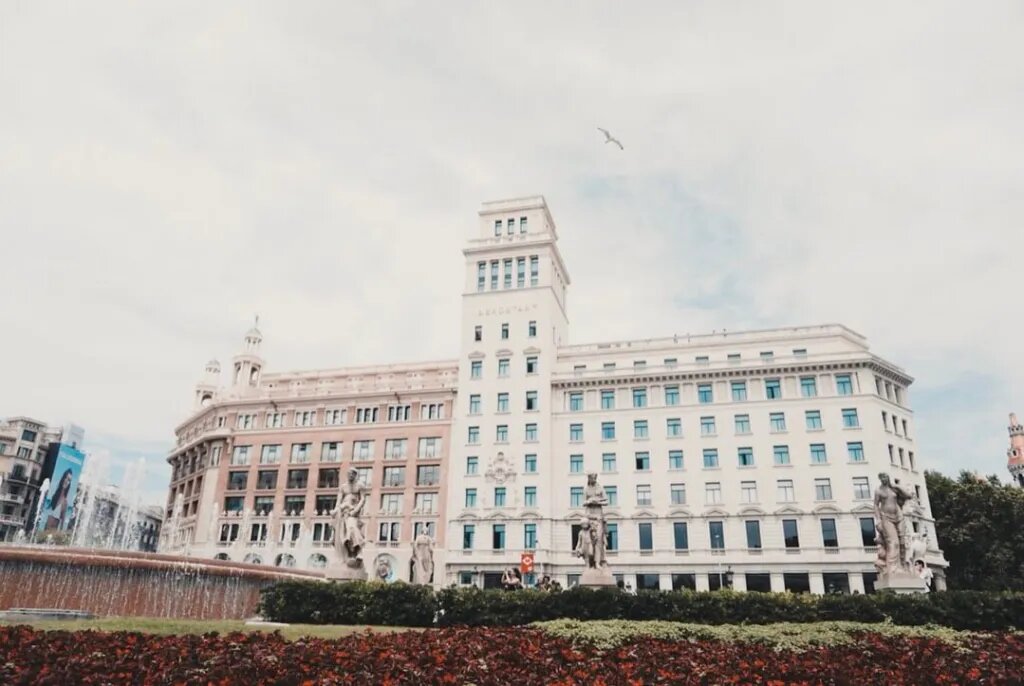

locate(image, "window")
(670, 483), (686, 505)
(496, 425), (508, 442)
(814, 478), (833, 501)
(474, 325), (482, 342)
(524, 486), (537, 507)
(805, 410), (822, 430)
(632, 388), (648, 408)
(355, 407), (379, 423)
(416, 465), (440, 486)
(601, 389), (615, 409)
(570, 486), (584, 507)
(741, 480), (758, 503)
(496, 393), (509, 413)
(705, 482), (722, 504)
(494, 487), (506, 507)
(500, 322), (509, 339)
(354, 467), (372, 487)
(606, 522), (619, 551)
(859, 517), (876, 546)
(493, 220), (502, 236)
(695, 355), (709, 365)
(525, 423), (537, 441)
(821, 518), (839, 548)
(664, 357), (678, 367)
(497, 358), (510, 377)
(665, 385), (680, 405)
(783, 519), (800, 548)
(324, 409), (346, 425)
(297, 410), (317, 427)
(490, 260), (499, 289)
(745, 521), (762, 549)
(729, 414), (749, 435)
(259, 445), (280, 465)
(466, 456), (479, 475)
(570, 424), (583, 441)
(601, 422), (616, 440)
(668, 450), (683, 470)
(800, 377), (817, 397)
(569, 454), (583, 473)
(636, 484), (652, 506)
(602, 453), (616, 472)
(793, 348), (808, 358)
(605, 485), (618, 507)
(284, 469), (308, 490)
(317, 468), (340, 489)
(777, 479), (795, 502)
(378, 522), (401, 543)
(908, 451), (915, 470)
(769, 412), (787, 432)
(470, 360), (482, 379)
(633, 420), (649, 439)
(517, 258), (526, 287)
(737, 447), (754, 467)
(290, 443), (312, 463)
(524, 523), (537, 549)
(528, 320), (537, 337)
(638, 522), (654, 551)
(463, 525), (475, 549)
(414, 492), (438, 514)
(525, 391), (538, 411)
(568, 392), (583, 411)
(773, 445), (791, 465)
(835, 374), (853, 395)
(236, 413), (256, 430)
(727, 353), (741, 363)
(853, 476), (871, 500)
(418, 437), (441, 459)
(697, 384), (713, 404)
(842, 408), (860, 428)
(381, 494), (402, 515)
(493, 524), (505, 552)
(524, 454), (537, 473)
(503, 260), (512, 288)
(464, 489), (477, 507)
(469, 394), (481, 414)
(764, 379), (782, 399)
(666, 418), (682, 437)
(467, 426), (480, 444)
(709, 521), (725, 549)
(529, 256), (539, 286)
(673, 522), (689, 550)
(731, 382), (748, 401)
(266, 412), (285, 428)
(847, 441), (865, 462)
(703, 449), (719, 469)
(700, 416), (716, 435)
(902, 419), (909, 438)
(384, 439), (407, 459)
(808, 443), (827, 464)
(634, 452), (650, 471)
(227, 471), (248, 491)
(477, 262), (486, 291)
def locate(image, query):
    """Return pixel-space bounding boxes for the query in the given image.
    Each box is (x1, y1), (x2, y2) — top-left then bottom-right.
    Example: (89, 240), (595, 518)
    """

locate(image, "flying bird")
(597, 127), (624, 150)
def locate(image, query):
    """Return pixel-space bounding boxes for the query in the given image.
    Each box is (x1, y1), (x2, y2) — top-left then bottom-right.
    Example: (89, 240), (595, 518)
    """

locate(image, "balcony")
(0, 513), (25, 527)
(0, 493), (25, 505)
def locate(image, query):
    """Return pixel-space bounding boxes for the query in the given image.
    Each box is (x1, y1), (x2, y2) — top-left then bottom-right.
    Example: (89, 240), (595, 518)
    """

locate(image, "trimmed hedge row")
(258, 582), (1024, 630)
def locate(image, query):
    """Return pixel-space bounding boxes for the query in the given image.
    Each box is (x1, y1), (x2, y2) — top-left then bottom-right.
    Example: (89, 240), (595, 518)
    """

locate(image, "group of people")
(499, 568), (563, 592)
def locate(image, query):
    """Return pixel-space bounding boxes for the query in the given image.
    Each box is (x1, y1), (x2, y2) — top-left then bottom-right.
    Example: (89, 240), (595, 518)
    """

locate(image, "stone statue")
(411, 532), (434, 585)
(330, 468), (367, 578)
(874, 472), (916, 575)
(576, 474), (615, 586)
(907, 528), (928, 568)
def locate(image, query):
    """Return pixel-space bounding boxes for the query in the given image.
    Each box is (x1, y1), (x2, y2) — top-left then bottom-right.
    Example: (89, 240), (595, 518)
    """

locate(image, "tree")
(926, 470), (1024, 591)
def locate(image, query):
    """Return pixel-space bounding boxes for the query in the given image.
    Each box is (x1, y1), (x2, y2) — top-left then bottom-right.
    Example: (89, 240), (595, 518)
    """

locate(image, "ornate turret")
(1008, 412), (1024, 488)
(194, 359), (220, 409)
(231, 316), (264, 390)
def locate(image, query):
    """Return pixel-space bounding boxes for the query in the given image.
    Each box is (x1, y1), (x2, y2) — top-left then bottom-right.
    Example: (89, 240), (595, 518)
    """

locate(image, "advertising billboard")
(37, 444), (85, 533)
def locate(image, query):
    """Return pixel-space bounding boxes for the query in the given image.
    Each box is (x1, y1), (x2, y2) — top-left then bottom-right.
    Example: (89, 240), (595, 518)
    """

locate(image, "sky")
(1, 2), (1021, 506)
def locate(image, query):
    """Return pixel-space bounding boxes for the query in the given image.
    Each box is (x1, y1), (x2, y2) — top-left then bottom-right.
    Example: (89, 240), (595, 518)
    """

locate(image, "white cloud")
(0, 1), (1020, 488)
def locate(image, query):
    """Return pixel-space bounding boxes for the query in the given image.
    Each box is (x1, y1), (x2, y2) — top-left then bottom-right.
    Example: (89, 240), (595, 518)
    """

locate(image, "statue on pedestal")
(873, 472), (927, 593)
(329, 468), (368, 580)
(411, 532), (435, 585)
(575, 474), (615, 587)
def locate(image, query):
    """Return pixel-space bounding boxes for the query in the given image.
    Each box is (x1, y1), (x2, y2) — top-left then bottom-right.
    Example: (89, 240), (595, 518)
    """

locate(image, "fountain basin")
(0, 546), (325, 620)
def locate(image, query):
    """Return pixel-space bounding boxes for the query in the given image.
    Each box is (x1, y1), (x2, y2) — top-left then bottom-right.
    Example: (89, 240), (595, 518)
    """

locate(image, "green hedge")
(257, 582), (1024, 631)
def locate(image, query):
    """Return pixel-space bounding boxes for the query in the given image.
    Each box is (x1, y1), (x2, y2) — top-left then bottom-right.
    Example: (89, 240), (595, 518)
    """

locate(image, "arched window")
(214, 553), (230, 561)
(274, 553), (296, 568)
(243, 553), (263, 565)
(308, 553), (328, 569)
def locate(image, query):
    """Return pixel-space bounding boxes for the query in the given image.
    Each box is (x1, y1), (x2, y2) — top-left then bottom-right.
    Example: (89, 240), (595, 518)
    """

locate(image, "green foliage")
(926, 470), (1024, 591)
(531, 619), (973, 651)
(260, 581), (1024, 630)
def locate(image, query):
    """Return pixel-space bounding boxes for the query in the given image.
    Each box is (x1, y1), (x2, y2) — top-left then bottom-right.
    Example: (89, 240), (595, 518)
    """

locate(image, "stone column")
(731, 573), (747, 592)
(770, 572), (786, 592)
(848, 572), (866, 595)
(695, 573), (710, 592)
(809, 572), (826, 595)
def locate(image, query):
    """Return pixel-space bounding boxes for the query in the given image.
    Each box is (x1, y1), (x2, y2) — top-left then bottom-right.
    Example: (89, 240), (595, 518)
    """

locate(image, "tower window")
(519, 216), (528, 233)
(494, 220), (502, 236)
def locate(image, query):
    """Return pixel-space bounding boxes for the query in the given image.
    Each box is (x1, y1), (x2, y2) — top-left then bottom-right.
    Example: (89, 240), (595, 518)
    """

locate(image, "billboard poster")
(37, 444), (85, 533)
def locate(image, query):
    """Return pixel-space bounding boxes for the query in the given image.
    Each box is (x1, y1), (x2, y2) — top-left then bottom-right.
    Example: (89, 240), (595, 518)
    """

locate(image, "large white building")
(445, 196), (947, 593)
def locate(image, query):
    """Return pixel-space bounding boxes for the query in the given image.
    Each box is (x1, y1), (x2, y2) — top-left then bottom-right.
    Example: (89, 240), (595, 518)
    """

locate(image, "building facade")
(0, 417), (83, 542)
(71, 484), (164, 552)
(165, 196), (947, 592)
(1008, 412), (1023, 487)
(162, 324), (457, 579)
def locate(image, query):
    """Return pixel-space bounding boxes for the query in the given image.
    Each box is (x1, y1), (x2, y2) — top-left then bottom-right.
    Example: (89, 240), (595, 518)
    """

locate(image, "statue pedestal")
(325, 561), (367, 582)
(579, 567), (617, 588)
(875, 570), (927, 594)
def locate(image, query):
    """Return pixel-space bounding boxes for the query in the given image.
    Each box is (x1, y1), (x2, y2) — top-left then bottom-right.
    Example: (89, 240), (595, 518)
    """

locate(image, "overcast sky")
(1, 2), (1021, 505)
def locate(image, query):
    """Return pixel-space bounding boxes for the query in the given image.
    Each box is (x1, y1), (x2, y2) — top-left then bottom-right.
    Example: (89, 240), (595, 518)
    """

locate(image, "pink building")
(1008, 412), (1024, 488)
(163, 323), (457, 580)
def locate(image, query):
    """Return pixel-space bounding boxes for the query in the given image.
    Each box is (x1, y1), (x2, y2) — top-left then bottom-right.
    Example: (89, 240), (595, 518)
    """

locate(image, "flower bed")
(2, 624), (1022, 685)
